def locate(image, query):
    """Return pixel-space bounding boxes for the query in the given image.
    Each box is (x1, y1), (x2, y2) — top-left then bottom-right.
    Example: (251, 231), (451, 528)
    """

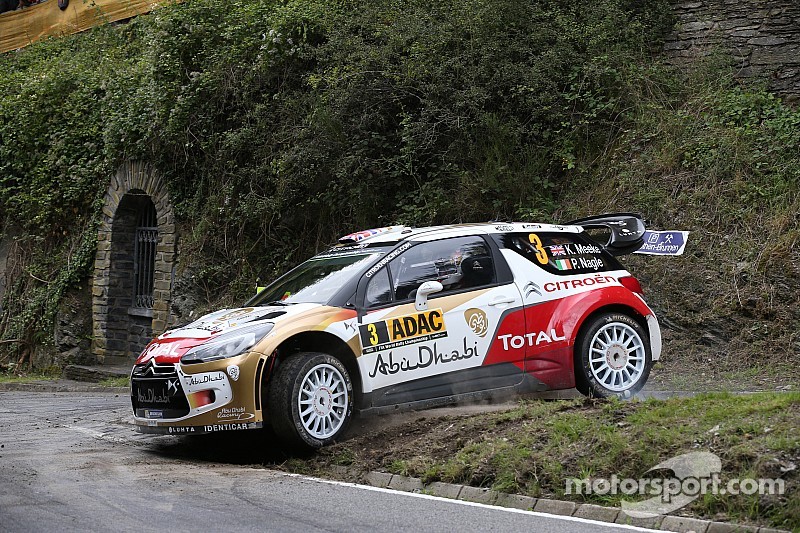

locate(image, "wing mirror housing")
(415, 281), (443, 311)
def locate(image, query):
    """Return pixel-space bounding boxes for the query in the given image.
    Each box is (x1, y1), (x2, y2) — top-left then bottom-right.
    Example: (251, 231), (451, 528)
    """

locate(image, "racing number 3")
(367, 323), (379, 346)
(528, 234), (549, 265)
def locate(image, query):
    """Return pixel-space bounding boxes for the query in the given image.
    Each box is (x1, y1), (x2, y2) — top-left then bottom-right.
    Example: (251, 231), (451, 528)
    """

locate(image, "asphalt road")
(0, 391), (657, 533)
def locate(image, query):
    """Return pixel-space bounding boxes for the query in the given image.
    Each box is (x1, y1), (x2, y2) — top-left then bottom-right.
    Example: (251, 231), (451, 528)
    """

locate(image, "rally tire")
(574, 312), (651, 399)
(268, 352), (353, 450)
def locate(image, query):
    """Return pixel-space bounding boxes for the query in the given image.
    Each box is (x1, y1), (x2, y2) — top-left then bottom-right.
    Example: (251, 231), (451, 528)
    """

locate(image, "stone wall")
(665, 0), (800, 100)
(92, 161), (178, 362)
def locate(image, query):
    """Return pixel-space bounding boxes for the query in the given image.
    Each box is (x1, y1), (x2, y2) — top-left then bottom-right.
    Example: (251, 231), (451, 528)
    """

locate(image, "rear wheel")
(268, 352), (353, 450)
(575, 312), (651, 399)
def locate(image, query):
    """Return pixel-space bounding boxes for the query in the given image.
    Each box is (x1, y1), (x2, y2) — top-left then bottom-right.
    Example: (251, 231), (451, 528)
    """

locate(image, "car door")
(355, 235), (526, 407)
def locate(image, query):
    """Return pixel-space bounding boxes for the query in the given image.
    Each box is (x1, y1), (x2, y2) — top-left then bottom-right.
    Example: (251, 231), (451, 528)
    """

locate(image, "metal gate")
(133, 204), (158, 309)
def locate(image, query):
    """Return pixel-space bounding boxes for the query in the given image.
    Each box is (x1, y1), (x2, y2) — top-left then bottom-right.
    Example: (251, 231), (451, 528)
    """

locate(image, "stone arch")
(92, 161), (177, 362)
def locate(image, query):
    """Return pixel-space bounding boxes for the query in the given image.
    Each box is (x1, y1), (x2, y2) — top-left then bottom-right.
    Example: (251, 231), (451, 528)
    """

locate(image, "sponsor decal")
(497, 329), (566, 350)
(364, 242), (413, 278)
(226, 365), (240, 381)
(143, 342), (183, 360)
(315, 243), (368, 258)
(203, 423), (256, 433)
(494, 224), (515, 232)
(184, 372), (226, 387)
(168, 426), (197, 434)
(544, 274), (617, 293)
(216, 308), (255, 323)
(144, 409), (163, 419)
(369, 337), (478, 377)
(524, 282), (542, 298)
(634, 230), (689, 256)
(217, 406), (255, 421)
(464, 308), (489, 337)
(359, 308), (447, 354)
(137, 388), (170, 404)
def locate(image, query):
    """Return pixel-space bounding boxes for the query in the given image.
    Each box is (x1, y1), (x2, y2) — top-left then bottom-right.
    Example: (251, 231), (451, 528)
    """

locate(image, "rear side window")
(362, 236), (496, 307)
(496, 232), (622, 275)
(389, 236), (495, 301)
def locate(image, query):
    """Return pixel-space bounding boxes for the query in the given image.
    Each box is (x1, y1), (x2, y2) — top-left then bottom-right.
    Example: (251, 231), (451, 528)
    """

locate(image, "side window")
(499, 232), (623, 275)
(364, 268), (392, 307)
(388, 236), (495, 301)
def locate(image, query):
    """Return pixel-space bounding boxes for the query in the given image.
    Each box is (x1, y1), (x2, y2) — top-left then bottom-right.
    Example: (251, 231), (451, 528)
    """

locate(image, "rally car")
(131, 213), (662, 450)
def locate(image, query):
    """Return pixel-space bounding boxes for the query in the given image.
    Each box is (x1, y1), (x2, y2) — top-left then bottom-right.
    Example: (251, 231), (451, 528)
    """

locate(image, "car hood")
(135, 303), (323, 365)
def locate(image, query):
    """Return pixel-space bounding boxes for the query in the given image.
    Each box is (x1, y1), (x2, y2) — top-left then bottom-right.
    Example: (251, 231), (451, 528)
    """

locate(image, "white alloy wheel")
(298, 363), (349, 439)
(588, 322), (646, 392)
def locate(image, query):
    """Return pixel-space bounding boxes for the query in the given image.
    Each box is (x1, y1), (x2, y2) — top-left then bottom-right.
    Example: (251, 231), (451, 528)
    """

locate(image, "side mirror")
(415, 281), (443, 311)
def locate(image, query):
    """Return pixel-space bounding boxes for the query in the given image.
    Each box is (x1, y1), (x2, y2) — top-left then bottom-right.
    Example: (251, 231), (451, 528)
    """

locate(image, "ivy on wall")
(0, 0), (677, 364)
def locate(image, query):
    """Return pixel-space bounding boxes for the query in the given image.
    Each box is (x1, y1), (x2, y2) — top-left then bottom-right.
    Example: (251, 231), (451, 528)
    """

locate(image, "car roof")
(338, 222), (582, 245)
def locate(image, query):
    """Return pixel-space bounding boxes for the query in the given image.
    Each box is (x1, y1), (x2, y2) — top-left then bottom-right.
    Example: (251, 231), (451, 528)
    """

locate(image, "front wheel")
(268, 352), (353, 450)
(574, 313), (652, 399)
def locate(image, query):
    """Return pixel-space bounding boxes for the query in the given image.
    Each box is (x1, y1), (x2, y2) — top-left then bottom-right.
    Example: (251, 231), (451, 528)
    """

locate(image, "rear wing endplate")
(565, 213), (646, 256)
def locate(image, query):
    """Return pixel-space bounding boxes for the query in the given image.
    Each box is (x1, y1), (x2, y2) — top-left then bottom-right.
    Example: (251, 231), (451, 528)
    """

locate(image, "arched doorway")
(92, 162), (177, 362)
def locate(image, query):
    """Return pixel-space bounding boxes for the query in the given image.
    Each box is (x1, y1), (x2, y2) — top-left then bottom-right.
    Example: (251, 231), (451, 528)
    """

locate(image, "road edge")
(0, 381), (128, 394)
(347, 469), (788, 533)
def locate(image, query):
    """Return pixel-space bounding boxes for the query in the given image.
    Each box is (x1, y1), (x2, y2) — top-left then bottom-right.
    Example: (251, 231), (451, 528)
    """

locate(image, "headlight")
(181, 322), (274, 364)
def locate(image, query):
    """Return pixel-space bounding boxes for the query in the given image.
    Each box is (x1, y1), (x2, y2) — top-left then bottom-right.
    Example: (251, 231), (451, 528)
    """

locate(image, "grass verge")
(0, 369), (61, 383)
(292, 393), (798, 530)
(97, 377), (130, 388)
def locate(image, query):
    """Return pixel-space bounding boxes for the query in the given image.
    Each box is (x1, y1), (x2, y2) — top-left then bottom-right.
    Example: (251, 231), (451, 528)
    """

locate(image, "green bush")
(0, 0), (733, 364)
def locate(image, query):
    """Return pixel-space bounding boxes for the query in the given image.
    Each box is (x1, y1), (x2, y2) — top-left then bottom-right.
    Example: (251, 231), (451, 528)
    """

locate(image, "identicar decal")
(359, 308), (447, 354)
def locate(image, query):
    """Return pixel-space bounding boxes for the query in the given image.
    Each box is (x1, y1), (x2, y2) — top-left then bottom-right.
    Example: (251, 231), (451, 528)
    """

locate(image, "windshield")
(248, 251), (382, 306)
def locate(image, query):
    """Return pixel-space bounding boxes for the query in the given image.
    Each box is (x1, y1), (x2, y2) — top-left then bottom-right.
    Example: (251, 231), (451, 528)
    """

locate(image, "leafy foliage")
(0, 0), (674, 361)
(0, 0), (797, 370)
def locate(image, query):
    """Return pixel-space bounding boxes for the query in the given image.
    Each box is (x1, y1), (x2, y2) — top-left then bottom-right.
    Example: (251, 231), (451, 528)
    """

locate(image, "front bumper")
(131, 356), (263, 434)
(135, 421), (263, 435)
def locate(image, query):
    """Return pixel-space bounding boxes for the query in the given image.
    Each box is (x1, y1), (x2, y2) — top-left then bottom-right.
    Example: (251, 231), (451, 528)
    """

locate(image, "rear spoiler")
(565, 213), (646, 256)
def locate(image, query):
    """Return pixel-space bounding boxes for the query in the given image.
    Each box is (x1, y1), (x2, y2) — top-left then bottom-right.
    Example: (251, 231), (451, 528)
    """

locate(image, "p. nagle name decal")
(360, 309), (447, 354)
